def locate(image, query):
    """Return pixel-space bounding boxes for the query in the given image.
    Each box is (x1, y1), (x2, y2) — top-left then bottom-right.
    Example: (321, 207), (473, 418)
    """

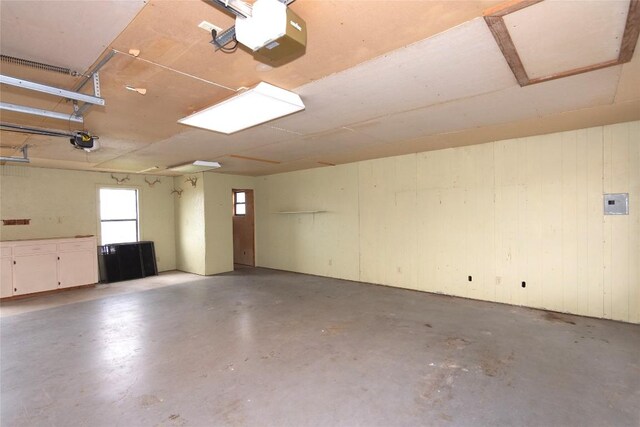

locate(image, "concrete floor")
(0, 271), (204, 318)
(1, 268), (639, 427)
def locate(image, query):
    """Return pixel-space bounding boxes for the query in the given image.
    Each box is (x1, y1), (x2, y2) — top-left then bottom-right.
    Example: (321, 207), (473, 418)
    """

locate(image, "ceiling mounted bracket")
(74, 72), (103, 116)
(0, 144), (29, 164)
(69, 50), (114, 115)
(0, 74), (105, 123)
(211, 26), (238, 50)
(0, 101), (83, 123)
(0, 75), (104, 105)
(93, 72), (101, 97)
(72, 50), (114, 93)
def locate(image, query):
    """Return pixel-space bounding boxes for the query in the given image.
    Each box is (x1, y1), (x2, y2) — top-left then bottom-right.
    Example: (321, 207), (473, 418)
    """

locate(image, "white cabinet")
(13, 253), (59, 295)
(59, 251), (96, 289)
(0, 256), (12, 298)
(0, 237), (98, 298)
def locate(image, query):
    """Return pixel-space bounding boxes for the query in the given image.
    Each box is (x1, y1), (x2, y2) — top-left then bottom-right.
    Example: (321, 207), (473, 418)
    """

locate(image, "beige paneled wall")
(174, 174), (206, 275)
(604, 123), (640, 322)
(0, 166), (176, 272)
(1, 123), (636, 322)
(255, 121), (640, 323)
(203, 173), (256, 275)
(490, 128), (606, 315)
(359, 155), (419, 289)
(255, 165), (360, 281)
(416, 143), (496, 302)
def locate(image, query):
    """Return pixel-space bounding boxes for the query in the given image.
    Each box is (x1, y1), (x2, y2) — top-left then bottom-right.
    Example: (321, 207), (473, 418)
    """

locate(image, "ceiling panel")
(234, 127), (386, 163)
(0, 0), (147, 73)
(24, 135), (142, 165)
(350, 66), (620, 143)
(93, 124), (297, 172)
(209, 155), (285, 176)
(615, 51), (640, 103)
(322, 99), (640, 167)
(271, 18), (517, 135)
(222, 157), (324, 177)
(0, 132), (29, 149)
(110, 1), (502, 91)
(75, 54), (235, 143)
(1, 0), (638, 177)
(411, 100), (639, 155)
(505, 0), (629, 79)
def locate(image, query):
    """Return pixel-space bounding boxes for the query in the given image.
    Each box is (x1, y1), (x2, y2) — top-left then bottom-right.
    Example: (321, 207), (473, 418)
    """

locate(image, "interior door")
(233, 189), (255, 267)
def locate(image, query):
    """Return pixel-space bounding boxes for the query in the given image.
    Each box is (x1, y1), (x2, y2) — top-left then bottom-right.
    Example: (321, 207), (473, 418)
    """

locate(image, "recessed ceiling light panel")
(177, 82), (305, 134)
(169, 160), (221, 173)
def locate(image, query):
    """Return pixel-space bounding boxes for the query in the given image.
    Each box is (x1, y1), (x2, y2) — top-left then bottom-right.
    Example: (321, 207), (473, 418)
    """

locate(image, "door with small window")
(232, 189), (255, 267)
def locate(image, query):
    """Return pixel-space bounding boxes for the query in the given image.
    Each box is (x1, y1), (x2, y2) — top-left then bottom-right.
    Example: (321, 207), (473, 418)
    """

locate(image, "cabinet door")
(13, 253), (58, 295)
(59, 251), (97, 288)
(0, 257), (13, 298)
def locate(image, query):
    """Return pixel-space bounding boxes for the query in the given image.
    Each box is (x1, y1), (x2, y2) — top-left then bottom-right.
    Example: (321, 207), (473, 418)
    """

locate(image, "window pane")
(100, 189), (138, 220)
(101, 221), (137, 245)
(235, 192), (246, 203)
(235, 203), (246, 215)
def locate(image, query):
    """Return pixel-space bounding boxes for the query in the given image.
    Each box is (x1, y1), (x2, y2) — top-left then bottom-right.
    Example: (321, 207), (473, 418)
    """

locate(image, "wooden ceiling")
(1, 0), (639, 176)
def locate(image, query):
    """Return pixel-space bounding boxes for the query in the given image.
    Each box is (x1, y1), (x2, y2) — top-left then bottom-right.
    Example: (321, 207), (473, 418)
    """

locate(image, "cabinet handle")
(13, 260), (16, 265)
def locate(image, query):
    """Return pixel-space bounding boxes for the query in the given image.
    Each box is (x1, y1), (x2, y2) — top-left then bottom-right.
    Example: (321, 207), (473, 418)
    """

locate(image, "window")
(99, 188), (139, 245)
(234, 191), (246, 216)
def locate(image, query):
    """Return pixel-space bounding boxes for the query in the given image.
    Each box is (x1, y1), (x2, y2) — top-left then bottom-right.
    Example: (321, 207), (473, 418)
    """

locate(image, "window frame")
(233, 190), (247, 217)
(98, 186), (140, 245)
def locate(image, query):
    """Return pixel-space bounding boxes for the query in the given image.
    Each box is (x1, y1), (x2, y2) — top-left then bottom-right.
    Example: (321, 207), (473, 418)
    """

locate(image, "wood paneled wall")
(0, 167), (176, 272)
(256, 121), (640, 323)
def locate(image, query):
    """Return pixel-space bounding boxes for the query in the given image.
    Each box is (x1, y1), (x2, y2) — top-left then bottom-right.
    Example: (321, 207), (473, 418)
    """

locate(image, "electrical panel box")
(603, 193), (629, 215)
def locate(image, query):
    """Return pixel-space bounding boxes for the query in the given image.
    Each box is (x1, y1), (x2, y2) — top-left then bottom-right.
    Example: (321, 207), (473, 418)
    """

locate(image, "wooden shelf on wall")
(276, 211), (326, 214)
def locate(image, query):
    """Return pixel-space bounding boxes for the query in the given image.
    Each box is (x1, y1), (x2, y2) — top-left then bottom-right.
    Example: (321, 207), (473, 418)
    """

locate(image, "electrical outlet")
(198, 20), (222, 34)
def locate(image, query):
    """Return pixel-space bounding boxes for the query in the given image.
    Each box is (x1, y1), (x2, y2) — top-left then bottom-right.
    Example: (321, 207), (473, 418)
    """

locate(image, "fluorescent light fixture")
(169, 160), (221, 174)
(177, 82), (304, 134)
